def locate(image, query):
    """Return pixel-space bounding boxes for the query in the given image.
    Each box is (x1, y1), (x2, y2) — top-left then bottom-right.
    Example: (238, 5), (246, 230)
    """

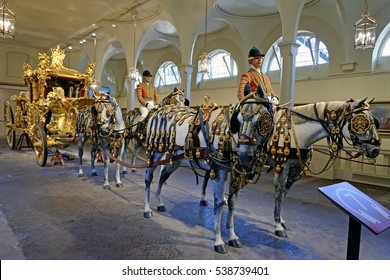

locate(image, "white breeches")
(139, 101), (155, 121)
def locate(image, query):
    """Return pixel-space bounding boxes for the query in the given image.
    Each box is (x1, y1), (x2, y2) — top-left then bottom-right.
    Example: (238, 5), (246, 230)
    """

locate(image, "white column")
(278, 42), (300, 106)
(129, 80), (136, 110)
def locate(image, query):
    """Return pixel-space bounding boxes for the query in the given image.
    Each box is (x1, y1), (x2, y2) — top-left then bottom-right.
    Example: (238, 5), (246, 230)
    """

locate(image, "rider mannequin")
(237, 47), (278, 104)
(137, 70), (160, 122)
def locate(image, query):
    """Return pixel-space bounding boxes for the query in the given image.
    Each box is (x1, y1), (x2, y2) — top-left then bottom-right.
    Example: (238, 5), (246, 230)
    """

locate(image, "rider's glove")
(146, 102), (154, 110)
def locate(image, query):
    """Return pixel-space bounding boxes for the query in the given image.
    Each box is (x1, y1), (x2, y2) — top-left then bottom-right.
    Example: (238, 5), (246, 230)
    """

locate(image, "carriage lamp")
(354, 0), (377, 50)
(0, 1), (15, 39)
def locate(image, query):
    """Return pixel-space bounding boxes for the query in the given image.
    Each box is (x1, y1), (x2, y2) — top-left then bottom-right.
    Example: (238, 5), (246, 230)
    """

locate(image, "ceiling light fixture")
(198, 0), (210, 74)
(0, 1), (15, 39)
(354, 0), (377, 50)
(90, 32), (101, 93)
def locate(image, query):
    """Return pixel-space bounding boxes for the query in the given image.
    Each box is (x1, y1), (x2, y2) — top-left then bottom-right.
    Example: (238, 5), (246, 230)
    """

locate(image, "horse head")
(161, 87), (185, 106)
(234, 92), (273, 171)
(92, 92), (125, 135)
(343, 97), (381, 159)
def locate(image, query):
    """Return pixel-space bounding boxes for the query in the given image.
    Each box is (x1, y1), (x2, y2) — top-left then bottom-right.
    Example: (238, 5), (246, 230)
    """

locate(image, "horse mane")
(289, 101), (346, 125)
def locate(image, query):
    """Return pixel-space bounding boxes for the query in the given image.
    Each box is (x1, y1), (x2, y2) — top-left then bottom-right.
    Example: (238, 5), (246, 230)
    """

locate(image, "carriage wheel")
(32, 124), (48, 166)
(4, 101), (16, 150)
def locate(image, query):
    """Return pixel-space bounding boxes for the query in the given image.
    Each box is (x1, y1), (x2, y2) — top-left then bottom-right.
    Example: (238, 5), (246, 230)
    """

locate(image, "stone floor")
(0, 137), (389, 260)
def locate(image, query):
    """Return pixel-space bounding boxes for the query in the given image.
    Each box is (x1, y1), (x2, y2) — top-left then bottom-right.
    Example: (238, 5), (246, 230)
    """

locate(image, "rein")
(105, 148), (185, 168)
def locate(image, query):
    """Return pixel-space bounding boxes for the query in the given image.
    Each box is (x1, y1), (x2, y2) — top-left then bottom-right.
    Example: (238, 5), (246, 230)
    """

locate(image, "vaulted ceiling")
(1, 0), (389, 53)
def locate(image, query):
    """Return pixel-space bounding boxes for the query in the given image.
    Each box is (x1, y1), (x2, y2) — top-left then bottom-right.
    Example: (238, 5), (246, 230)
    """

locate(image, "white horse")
(142, 90), (274, 254)
(269, 97), (381, 237)
(82, 93), (126, 189)
(76, 106), (98, 177)
(122, 87), (186, 174)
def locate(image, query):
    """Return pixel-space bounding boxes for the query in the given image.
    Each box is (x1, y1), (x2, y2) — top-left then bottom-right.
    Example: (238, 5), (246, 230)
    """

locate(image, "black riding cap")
(248, 47), (265, 60)
(142, 70), (152, 77)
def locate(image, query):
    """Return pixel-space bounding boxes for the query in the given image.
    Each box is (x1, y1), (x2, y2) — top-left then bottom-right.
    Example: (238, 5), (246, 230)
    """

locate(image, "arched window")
(380, 35), (390, 57)
(197, 49), (237, 84)
(154, 61), (181, 88)
(268, 31), (329, 71)
(374, 28), (390, 72)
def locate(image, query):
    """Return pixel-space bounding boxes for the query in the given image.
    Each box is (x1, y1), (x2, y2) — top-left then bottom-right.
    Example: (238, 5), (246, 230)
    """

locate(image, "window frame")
(196, 49), (237, 84)
(154, 61), (181, 88)
(268, 31), (329, 72)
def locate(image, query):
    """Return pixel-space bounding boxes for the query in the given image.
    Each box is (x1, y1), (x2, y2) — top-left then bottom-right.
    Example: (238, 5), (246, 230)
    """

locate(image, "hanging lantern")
(197, 0), (210, 74)
(128, 66), (139, 81)
(198, 52), (210, 74)
(0, 1), (15, 39)
(127, 11), (139, 82)
(354, 1), (377, 50)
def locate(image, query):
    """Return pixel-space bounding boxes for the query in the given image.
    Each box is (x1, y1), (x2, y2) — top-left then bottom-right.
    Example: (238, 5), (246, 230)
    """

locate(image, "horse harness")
(270, 109), (313, 175)
(145, 103), (251, 189)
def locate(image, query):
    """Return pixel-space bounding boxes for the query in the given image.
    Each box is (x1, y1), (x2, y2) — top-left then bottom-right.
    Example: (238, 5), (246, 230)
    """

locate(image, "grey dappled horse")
(142, 91), (273, 254)
(78, 93), (126, 189)
(269, 98), (381, 237)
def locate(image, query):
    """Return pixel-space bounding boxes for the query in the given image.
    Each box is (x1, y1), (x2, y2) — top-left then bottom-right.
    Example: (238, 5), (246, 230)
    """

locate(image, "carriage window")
(269, 31), (329, 71)
(154, 61), (181, 88)
(197, 49), (237, 84)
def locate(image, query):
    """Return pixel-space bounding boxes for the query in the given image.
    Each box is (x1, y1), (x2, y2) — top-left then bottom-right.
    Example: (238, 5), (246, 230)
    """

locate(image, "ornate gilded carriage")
(3, 46), (95, 166)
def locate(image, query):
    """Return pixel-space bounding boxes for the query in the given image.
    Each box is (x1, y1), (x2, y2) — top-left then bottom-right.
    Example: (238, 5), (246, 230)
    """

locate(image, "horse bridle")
(346, 105), (381, 148)
(231, 97), (273, 189)
(236, 96), (273, 147)
(94, 99), (127, 139)
(291, 100), (380, 159)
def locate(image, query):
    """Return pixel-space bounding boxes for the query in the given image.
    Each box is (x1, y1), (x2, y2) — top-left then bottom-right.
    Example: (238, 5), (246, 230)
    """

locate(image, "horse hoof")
(131, 169), (136, 173)
(122, 171), (128, 175)
(78, 174), (85, 177)
(144, 212), (153, 218)
(214, 244), (228, 254)
(275, 230), (288, 238)
(200, 200), (208, 206)
(116, 183), (123, 188)
(157, 205), (166, 212)
(228, 239), (242, 248)
(92, 172), (98, 176)
(281, 222), (289, 230)
(103, 185), (111, 190)
(222, 200), (228, 206)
